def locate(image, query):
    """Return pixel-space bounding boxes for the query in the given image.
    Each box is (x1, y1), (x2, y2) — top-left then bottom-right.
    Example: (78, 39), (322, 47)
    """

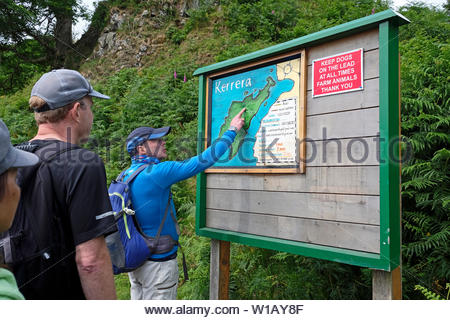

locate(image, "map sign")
(208, 56), (302, 170)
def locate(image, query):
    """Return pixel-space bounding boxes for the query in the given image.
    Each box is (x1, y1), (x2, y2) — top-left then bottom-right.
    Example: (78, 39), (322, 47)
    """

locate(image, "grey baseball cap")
(0, 120), (39, 175)
(31, 69), (110, 112)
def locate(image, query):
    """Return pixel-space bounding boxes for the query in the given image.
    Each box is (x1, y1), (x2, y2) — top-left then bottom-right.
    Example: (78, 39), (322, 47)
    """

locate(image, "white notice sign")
(254, 97), (298, 165)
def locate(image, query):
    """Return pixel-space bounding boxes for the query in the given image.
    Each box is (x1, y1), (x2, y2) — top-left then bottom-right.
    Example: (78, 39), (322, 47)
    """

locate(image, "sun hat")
(0, 120), (39, 175)
(30, 69), (110, 112)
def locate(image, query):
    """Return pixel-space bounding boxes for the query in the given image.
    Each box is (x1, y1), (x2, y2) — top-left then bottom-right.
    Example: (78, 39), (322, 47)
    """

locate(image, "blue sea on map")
(211, 64), (294, 167)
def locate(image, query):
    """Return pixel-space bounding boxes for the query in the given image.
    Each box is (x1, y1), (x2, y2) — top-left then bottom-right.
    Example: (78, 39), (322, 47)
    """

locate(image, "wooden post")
(209, 239), (230, 300)
(372, 266), (402, 299)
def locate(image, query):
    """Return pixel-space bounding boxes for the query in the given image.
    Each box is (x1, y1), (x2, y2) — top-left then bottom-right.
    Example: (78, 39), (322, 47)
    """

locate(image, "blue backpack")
(105, 164), (178, 275)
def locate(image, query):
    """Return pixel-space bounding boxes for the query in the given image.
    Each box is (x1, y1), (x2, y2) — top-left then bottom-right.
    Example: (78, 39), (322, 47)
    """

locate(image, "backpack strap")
(131, 184), (169, 245)
(167, 193), (181, 236)
(117, 163), (150, 183)
(15, 140), (79, 159)
(178, 242), (189, 281)
(35, 143), (78, 161)
(154, 194), (174, 242)
(163, 193), (189, 281)
(0, 231), (12, 264)
(133, 192), (189, 281)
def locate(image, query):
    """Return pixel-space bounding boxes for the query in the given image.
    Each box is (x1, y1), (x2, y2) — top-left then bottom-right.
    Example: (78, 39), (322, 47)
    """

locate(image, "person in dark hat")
(0, 69), (116, 299)
(123, 108), (246, 300)
(0, 119), (39, 299)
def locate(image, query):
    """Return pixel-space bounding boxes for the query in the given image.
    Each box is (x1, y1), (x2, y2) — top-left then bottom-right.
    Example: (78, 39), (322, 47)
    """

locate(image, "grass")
(115, 274), (131, 299)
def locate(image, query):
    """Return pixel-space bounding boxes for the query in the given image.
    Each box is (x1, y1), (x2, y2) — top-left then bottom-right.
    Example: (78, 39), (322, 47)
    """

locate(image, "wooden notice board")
(194, 9), (409, 272)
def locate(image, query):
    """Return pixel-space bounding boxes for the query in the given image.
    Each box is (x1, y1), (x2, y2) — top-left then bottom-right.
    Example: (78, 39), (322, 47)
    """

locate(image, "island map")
(210, 57), (300, 168)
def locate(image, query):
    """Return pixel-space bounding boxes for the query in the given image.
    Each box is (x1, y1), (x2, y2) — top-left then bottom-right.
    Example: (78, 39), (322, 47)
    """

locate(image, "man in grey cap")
(1, 69), (116, 299)
(0, 119), (39, 299)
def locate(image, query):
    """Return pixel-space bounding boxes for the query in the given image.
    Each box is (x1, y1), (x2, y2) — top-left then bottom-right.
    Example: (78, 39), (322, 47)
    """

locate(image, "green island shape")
(218, 76), (276, 160)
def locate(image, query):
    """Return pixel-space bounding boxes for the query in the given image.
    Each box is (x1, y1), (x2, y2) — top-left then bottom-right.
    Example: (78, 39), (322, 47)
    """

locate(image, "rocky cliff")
(86, 0), (203, 75)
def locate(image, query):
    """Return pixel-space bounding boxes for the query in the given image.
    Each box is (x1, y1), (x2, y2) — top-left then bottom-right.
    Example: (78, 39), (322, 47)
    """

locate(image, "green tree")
(399, 3), (450, 298)
(0, 0), (109, 94)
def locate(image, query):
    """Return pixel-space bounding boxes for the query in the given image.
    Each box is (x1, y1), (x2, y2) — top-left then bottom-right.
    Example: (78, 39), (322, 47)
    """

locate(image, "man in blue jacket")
(124, 108), (246, 300)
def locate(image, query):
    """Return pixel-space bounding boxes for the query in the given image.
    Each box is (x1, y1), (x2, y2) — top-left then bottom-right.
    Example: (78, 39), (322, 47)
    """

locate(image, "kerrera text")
(215, 78), (252, 94)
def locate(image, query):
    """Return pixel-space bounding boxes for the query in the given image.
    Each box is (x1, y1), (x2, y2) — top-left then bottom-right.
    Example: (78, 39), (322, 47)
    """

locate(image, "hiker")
(0, 69), (117, 299)
(0, 119), (39, 300)
(124, 107), (246, 300)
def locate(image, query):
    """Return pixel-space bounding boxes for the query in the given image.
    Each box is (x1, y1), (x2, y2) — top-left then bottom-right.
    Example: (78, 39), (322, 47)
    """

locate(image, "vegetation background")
(0, 0), (448, 299)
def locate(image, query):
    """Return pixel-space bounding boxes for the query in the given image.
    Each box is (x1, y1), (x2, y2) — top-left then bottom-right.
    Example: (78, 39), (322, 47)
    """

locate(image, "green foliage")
(115, 273), (131, 299)
(222, 0), (389, 43)
(215, 0), (389, 63)
(166, 0), (215, 44)
(399, 3), (450, 299)
(177, 204), (211, 299)
(0, 40), (49, 95)
(222, 0), (299, 42)
(0, 75), (41, 144)
(228, 249), (372, 299)
(414, 284), (448, 300)
(399, 3), (449, 43)
(166, 25), (188, 45)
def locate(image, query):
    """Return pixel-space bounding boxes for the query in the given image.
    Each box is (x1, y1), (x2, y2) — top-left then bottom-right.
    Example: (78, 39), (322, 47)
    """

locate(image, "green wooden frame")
(195, 10), (409, 271)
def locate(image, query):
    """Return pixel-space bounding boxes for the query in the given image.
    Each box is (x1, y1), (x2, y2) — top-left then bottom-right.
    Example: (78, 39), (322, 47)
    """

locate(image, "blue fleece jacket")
(124, 130), (236, 259)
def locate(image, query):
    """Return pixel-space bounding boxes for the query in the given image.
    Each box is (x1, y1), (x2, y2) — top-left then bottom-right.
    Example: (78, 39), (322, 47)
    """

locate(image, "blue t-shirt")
(124, 130), (236, 259)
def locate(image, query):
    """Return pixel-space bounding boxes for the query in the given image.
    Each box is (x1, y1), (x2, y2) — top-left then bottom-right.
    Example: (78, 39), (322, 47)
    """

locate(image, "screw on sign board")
(312, 48), (363, 98)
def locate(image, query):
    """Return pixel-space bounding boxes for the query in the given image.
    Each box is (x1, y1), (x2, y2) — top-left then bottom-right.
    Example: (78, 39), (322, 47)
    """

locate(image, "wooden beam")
(372, 266), (402, 299)
(209, 239), (230, 299)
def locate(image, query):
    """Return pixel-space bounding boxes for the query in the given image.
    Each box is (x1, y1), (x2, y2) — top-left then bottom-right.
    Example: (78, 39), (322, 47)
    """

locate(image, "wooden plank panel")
(306, 137), (379, 166)
(206, 189), (380, 225)
(206, 209), (380, 253)
(307, 49), (379, 90)
(307, 28), (379, 64)
(207, 166), (380, 195)
(306, 78), (379, 115)
(307, 107), (379, 140)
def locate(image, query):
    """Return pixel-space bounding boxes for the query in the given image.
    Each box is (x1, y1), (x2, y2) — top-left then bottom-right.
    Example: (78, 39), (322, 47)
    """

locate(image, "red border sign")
(312, 48), (364, 98)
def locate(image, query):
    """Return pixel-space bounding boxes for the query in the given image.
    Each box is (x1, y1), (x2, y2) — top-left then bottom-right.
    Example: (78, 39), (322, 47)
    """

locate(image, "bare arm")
(75, 236), (117, 299)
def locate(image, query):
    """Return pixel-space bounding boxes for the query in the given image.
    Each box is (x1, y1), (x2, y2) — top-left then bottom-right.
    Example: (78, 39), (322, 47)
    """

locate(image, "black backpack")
(0, 141), (84, 299)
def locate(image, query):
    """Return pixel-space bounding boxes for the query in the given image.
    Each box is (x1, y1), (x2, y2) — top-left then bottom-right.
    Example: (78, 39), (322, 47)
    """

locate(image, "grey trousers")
(128, 258), (178, 300)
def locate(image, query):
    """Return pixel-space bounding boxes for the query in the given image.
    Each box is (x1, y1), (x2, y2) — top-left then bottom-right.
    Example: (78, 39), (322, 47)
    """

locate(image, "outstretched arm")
(157, 108), (246, 186)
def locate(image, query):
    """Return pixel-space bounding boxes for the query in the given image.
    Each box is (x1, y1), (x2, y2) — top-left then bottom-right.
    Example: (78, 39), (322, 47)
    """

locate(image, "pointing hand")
(229, 108), (246, 132)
